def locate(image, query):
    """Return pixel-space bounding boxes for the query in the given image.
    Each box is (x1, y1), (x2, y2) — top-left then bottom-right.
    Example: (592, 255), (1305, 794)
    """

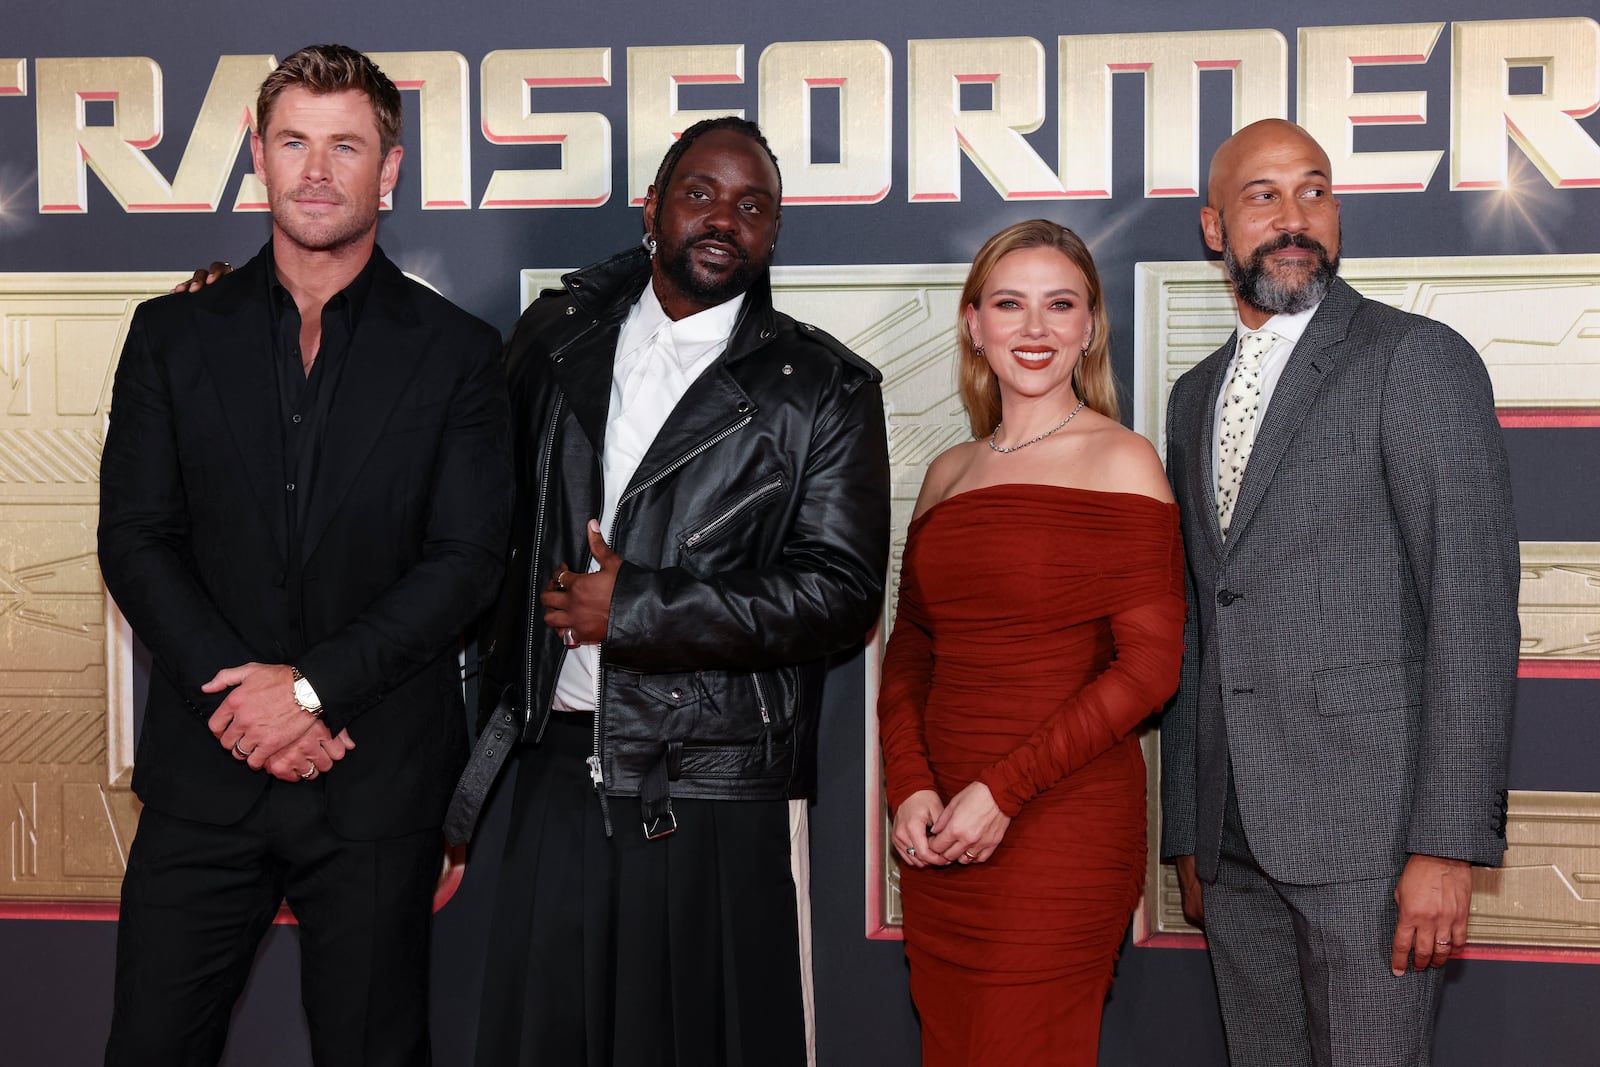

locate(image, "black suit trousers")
(105, 781), (442, 1067)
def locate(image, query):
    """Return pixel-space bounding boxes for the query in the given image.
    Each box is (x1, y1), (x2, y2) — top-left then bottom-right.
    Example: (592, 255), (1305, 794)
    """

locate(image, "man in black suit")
(97, 44), (511, 1065)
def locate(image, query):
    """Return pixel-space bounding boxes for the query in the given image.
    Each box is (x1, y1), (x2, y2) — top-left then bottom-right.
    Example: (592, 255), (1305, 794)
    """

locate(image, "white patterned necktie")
(1215, 328), (1277, 538)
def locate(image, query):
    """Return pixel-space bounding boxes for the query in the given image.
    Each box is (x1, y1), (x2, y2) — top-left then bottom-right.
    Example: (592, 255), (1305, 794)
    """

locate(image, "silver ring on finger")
(905, 847), (916, 858)
(562, 628), (579, 649)
(300, 763), (317, 780)
(1434, 939), (1451, 947)
(234, 740), (254, 756)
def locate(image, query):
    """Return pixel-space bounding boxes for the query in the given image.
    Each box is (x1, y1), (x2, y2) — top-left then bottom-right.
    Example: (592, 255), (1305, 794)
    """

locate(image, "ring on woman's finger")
(1434, 939), (1451, 947)
(905, 847), (916, 858)
(964, 849), (979, 860)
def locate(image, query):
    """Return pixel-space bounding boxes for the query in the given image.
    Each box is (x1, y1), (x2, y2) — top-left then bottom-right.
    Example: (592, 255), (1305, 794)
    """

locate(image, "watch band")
(290, 666), (324, 717)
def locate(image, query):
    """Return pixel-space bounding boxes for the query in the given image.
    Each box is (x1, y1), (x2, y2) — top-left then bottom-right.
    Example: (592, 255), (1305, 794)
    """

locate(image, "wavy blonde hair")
(956, 219), (1119, 437)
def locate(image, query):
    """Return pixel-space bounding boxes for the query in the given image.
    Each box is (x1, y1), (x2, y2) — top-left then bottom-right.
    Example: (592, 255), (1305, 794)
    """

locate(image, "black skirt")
(474, 711), (808, 1067)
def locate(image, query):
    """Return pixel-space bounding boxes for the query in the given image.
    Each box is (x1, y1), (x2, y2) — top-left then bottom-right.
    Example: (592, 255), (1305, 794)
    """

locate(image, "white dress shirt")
(1210, 302), (1320, 489)
(552, 282), (747, 711)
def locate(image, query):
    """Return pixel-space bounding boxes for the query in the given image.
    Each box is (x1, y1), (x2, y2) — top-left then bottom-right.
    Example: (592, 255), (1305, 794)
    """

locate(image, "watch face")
(294, 678), (321, 710)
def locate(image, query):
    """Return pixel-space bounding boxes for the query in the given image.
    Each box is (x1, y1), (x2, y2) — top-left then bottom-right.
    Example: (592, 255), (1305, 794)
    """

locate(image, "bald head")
(1201, 120), (1341, 327)
(1207, 119), (1333, 209)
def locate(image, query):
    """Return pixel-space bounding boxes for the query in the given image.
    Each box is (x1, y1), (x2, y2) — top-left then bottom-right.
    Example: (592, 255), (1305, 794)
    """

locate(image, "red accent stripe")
(1498, 409), (1600, 428)
(1518, 661), (1600, 679)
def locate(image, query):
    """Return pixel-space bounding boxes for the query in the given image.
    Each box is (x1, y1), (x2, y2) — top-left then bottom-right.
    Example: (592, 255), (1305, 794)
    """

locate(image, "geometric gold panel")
(0, 272), (174, 907)
(1519, 542), (1600, 666)
(1474, 791), (1600, 948)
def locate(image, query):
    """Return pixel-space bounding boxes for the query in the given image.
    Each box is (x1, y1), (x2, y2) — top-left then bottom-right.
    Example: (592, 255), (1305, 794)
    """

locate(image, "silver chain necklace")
(987, 399), (1086, 454)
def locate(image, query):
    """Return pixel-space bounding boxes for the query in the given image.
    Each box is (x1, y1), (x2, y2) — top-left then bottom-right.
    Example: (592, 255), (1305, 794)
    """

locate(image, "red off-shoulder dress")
(879, 484), (1185, 1066)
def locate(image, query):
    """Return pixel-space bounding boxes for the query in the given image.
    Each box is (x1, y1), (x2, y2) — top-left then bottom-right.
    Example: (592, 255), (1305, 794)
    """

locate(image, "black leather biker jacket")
(478, 247), (890, 829)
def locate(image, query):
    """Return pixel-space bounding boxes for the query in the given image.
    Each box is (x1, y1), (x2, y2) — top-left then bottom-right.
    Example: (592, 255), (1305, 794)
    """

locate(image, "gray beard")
(1221, 225), (1340, 317)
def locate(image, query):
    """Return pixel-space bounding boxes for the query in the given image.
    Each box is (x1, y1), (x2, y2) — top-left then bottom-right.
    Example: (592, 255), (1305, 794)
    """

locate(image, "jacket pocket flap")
(1313, 659), (1421, 715)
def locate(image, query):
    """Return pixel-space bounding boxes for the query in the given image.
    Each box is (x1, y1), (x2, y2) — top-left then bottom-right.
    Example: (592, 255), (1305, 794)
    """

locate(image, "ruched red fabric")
(879, 484), (1185, 1066)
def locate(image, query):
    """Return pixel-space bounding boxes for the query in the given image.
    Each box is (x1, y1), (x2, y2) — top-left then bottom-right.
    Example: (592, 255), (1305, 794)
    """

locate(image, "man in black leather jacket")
(451, 117), (890, 1066)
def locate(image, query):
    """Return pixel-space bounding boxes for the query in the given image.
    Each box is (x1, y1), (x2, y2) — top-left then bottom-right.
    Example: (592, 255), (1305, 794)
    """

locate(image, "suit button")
(1217, 589), (1242, 605)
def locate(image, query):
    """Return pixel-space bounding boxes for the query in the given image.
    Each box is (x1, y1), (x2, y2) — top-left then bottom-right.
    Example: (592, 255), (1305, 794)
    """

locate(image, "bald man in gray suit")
(1160, 119), (1519, 1066)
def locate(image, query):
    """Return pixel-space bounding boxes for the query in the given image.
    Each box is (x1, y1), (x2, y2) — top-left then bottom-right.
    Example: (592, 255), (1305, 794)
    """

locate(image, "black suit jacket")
(98, 248), (512, 839)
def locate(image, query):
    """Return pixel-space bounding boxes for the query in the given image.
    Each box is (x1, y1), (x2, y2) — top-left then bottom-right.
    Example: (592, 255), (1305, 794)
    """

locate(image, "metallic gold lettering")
(1059, 30), (1286, 199)
(37, 55), (273, 214)
(1452, 18), (1600, 190)
(757, 41), (892, 205)
(370, 51), (473, 211)
(480, 48), (612, 209)
(1298, 23), (1444, 193)
(907, 37), (1063, 202)
(626, 45), (746, 206)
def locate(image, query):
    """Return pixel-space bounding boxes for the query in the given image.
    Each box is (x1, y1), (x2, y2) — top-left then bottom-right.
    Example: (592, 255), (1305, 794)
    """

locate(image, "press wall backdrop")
(2, 1), (1598, 1063)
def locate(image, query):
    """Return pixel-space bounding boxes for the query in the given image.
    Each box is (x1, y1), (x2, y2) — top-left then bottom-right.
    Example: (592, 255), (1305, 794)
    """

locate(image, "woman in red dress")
(878, 220), (1186, 1066)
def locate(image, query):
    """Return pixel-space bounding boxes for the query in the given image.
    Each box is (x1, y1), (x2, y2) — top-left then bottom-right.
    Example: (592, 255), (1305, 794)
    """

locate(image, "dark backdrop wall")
(2, 1), (1597, 1063)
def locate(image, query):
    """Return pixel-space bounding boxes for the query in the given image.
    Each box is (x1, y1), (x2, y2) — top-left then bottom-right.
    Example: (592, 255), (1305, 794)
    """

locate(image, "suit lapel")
(197, 257), (288, 562)
(1185, 341), (1233, 559)
(1223, 278), (1361, 549)
(299, 252), (427, 562)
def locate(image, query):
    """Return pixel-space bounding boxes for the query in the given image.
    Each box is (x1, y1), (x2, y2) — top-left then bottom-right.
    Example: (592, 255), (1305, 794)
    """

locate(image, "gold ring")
(964, 849), (978, 860)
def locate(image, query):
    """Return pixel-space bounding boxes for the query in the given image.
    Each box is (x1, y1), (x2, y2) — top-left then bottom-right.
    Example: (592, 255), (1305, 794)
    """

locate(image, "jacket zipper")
(682, 475), (785, 549)
(616, 415), (754, 509)
(752, 671), (774, 766)
(590, 633), (613, 835)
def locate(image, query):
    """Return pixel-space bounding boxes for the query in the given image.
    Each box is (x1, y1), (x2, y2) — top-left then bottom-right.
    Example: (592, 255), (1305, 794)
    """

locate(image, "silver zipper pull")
(586, 754), (604, 788)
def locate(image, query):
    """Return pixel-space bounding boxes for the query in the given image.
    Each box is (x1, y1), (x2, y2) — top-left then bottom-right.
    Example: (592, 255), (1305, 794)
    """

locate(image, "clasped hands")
(203, 663), (354, 783)
(892, 782), (1011, 869)
(540, 520), (622, 647)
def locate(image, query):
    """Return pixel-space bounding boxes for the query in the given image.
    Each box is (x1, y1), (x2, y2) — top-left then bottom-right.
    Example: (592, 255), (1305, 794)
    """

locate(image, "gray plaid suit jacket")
(1160, 276), (1519, 885)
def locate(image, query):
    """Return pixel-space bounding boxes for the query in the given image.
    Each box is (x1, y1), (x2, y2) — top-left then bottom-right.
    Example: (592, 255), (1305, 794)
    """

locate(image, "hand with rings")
(891, 789), (947, 870)
(928, 780), (1011, 866)
(540, 520), (623, 650)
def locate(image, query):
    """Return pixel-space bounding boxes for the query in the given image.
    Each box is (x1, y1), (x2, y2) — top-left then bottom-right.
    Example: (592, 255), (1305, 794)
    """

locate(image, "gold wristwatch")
(290, 667), (324, 718)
